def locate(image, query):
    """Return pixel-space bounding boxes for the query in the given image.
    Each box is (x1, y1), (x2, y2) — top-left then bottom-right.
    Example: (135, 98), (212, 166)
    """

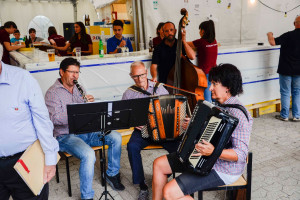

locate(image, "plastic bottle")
(99, 37), (104, 58)
(149, 37), (153, 52)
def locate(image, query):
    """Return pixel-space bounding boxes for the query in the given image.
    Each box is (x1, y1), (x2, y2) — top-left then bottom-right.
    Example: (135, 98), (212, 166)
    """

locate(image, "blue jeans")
(279, 74), (300, 118)
(57, 131), (122, 199)
(204, 74), (212, 102)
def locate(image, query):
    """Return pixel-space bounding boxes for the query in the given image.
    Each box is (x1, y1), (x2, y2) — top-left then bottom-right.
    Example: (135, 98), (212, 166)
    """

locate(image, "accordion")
(177, 100), (239, 175)
(141, 95), (188, 142)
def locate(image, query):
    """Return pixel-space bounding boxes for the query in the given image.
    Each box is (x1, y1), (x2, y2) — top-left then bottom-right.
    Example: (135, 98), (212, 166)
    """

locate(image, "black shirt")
(275, 29), (300, 76)
(152, 39), (186, 83)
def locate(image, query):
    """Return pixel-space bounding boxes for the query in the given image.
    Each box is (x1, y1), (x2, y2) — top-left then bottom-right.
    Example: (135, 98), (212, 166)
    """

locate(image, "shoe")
(292, 117), (300, 122)
(138, 189), (149, 200)
(106, 173), (125, 191)
(275, 115), (288, 121)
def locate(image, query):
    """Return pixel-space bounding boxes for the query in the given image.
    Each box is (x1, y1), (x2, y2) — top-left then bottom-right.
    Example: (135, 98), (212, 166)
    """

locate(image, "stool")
(197, 152), (253, 200)
(55, 146), (103, 197)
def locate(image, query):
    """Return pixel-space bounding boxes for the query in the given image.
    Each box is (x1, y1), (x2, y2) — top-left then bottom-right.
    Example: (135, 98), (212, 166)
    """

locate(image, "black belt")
(0, 151), (24, 160)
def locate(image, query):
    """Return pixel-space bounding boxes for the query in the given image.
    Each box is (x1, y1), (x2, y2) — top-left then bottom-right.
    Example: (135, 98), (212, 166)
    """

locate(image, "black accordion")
(141, 95), (188, 142)
(177, 100), (239, 175)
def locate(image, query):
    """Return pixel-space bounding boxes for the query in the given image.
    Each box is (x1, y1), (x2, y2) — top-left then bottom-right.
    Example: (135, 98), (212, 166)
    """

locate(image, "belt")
(0, 151), (24, 160)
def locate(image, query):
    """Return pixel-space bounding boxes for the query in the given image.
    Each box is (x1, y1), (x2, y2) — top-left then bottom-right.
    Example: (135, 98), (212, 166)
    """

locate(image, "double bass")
(167, 8), (207, 111)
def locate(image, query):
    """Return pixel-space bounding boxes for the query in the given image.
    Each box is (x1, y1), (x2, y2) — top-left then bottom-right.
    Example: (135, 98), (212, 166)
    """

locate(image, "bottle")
(25, 36), (30, 48)
(99, 37), (104, 58)
(149, 37), (153, 52)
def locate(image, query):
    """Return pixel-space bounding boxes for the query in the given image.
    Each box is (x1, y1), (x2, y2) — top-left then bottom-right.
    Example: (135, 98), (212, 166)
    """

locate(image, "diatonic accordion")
(141, 95), (188, 142)
(177, 100), (239, 175)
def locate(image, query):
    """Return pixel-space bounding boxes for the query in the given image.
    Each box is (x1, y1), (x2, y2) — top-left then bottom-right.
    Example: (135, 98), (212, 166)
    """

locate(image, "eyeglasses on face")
(131, 73), (147, 80)
(65, 70), (80, 75)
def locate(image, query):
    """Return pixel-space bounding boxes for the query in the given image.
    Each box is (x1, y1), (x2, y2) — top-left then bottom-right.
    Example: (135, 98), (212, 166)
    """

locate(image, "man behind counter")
(107, 20), (133, 54)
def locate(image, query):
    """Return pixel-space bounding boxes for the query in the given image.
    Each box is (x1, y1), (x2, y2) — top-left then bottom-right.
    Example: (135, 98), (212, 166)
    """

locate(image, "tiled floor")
(49, 112), (300, 200)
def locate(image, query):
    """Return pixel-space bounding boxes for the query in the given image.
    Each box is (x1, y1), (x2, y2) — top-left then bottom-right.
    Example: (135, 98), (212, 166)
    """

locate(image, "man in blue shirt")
(107, 20), (133, 54)
(0, 44), (59, 200)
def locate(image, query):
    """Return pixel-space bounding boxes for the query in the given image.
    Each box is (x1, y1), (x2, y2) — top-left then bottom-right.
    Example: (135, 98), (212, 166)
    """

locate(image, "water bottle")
(149, 37), (153, 52)
(99, 37), (104, 58)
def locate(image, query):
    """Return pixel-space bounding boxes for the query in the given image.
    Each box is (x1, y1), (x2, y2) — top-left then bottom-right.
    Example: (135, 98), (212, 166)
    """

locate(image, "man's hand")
(119, 40), (126, 47)
(135, 125), (144, 130)
(85, 94), (95, 102)
(43, 165), (56, 184)
(150, 77), (157, 82)
(192, 140), (215, 157)
(181, 28), (186, 41)
(182, 117), (190, 130)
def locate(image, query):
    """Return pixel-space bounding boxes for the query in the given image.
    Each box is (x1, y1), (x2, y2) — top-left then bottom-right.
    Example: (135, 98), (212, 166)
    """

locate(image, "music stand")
(67, 97), (151, 200)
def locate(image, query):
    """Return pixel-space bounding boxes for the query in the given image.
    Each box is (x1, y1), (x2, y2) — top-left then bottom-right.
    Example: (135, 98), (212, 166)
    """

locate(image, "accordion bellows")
(141, 95), (188, 142)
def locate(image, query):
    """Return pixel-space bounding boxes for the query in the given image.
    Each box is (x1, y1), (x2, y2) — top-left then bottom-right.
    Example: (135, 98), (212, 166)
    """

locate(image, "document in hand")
(13, 140), (60, 196)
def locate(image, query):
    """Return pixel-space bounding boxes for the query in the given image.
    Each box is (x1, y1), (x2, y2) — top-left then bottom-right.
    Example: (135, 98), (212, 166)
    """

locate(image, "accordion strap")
(219, 104), (249, 121)
(129, 82), (162, 96)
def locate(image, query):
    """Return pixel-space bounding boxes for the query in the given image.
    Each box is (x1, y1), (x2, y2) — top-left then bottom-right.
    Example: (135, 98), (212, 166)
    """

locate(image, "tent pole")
(72, 0), (77, 22)
(137, 0), (144, 50)
(133, 0), (138, 51)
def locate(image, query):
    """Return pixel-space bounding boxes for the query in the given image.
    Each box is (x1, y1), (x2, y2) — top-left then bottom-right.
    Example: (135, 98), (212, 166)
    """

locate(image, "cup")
(47, 49), (55, 62)
(139, 43), (145, 51)
(75, 47), (81, 62)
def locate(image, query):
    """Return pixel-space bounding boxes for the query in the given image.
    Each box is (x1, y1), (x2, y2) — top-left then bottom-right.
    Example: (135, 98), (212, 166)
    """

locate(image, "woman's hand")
(192, 140), (215, 157)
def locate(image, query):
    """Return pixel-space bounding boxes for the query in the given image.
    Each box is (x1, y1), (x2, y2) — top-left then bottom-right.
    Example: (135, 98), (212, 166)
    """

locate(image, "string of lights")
(258, 0), (300, 15)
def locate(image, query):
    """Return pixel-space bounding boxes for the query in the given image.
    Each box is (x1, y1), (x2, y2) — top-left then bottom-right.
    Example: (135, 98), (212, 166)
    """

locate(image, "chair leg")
(65, 157), (72, 197)
(198, 191), (203, 200)
(100, 149), (104, 186)
(55, 165), (59, 183)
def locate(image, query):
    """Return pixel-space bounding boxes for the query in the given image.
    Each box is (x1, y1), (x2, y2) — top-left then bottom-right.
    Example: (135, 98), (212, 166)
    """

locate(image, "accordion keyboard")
(188, 116), (222, 168)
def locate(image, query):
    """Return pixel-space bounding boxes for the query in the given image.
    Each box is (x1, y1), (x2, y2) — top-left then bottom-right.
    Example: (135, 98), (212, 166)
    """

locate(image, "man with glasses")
(45, 58), (125, 200)
(122, 61), (180, 200)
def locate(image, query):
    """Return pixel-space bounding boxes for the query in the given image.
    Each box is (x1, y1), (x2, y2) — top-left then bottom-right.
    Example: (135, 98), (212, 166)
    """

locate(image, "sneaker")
(138, 189), (149, 200)
(292, 117), (300, 122)
(106, 173), (125, 191)
(275, 115), (288, 121)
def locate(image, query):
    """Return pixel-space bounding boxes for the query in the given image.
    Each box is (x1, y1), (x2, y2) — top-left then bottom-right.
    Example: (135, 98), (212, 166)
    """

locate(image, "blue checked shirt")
(213, 96), (253, 175)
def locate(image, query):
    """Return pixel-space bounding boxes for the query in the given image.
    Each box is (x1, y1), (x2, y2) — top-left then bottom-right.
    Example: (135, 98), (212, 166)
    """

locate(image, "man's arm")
(150, 64), (158, 81)
(267, 32), (276, 46)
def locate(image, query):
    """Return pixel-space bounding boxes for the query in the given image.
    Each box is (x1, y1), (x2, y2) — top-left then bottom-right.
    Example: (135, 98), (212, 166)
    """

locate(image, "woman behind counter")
(187, 20), (218, 102)
(53, 22), (93, 55)
(48, 26), (67, 56)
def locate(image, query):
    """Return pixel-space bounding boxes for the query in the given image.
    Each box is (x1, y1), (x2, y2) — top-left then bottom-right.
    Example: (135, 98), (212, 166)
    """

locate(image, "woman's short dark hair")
(29, 28), (36, 34)
(199, 20), (215, 43)
(59, 58), (80, 76)
(209, 64), (243, 96)
(156, 22), (165, 36)
(113, 20), (124, 28)
(48, 26), (57, 36)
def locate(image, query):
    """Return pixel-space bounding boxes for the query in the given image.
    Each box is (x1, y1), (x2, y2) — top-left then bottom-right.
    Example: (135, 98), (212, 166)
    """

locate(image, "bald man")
(267, 15), (300, 122)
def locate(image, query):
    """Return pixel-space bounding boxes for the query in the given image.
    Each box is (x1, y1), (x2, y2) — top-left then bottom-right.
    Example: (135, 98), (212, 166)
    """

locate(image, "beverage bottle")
(99, 37), (104, 58)
(149, 37), (153, 52)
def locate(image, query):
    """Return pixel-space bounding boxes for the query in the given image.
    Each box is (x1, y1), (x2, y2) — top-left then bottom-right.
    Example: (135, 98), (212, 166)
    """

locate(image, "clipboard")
(13, 140), (60, 196)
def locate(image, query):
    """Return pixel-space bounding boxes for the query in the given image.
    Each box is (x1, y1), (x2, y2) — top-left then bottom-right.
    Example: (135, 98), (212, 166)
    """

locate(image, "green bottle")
(99, 38), (104, 58)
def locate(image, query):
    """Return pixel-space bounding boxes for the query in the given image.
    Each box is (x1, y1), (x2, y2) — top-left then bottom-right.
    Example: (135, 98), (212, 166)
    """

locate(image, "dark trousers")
(0, 153), (49, 200)
(127, 129), (180, 184)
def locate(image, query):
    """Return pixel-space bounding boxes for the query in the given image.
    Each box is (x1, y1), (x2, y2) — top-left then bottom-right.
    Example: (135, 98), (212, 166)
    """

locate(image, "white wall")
(142, 0), (300, 46)
(0, 1), (74, 38)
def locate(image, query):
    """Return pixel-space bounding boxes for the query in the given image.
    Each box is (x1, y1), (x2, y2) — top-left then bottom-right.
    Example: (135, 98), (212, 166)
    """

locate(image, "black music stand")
(67, 97), (151, 200)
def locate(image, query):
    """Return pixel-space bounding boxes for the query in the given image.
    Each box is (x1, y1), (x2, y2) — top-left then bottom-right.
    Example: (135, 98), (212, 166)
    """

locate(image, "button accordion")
(141, 95), (188, 142)
(177, 100), (239, 175)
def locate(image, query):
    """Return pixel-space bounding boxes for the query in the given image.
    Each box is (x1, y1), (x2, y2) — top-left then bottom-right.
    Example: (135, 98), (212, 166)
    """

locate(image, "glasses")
(131, 73), (147, 80)
(66, 70), (80, 75)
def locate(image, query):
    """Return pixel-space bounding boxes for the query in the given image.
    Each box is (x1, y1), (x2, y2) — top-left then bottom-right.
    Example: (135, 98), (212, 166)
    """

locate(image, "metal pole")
(136, 0), (144, 49)
(133, 0), (138, 51)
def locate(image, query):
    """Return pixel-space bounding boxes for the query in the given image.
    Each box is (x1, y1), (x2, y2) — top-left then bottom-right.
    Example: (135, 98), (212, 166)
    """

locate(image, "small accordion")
(177, 100), (239, 175)
(141, 95), (188, 142)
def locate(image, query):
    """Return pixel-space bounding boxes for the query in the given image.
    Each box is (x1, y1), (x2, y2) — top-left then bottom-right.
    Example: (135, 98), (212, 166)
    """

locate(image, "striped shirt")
(122, 80), (168, 100)
(213, 96), (253, 176)
(45, 79), (85, 137)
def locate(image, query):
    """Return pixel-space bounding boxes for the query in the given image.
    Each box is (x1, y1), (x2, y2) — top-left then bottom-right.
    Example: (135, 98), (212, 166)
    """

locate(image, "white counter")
(10, 45), (280, 105)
